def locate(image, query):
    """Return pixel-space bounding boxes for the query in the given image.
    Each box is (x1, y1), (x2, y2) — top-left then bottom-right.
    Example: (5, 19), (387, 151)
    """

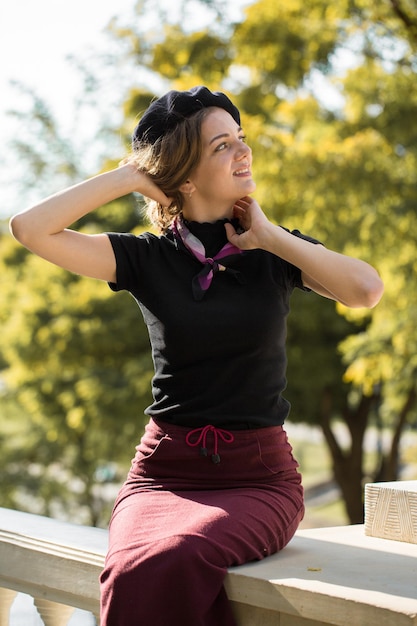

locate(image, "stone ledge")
(225, 524), (417, 625)
(1, 508), (417, 626)
(0, 508), (107, 615)
(365, 480), (417, 544)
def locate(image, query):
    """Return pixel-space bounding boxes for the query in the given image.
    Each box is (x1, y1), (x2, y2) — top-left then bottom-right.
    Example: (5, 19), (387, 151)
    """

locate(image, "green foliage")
(234, 0), (345, 88)
(1, 227), (152, 524)
(151, 27), (232, 81)
(285, 291), (359, 423)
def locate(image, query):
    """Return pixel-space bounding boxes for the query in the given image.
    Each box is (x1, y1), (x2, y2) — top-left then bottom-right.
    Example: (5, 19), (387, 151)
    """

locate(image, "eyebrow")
(209, 127), (243, 145)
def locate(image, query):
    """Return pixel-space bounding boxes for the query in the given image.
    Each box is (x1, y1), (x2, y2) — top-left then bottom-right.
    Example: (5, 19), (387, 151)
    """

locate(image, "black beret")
(133, 85), (240, 146)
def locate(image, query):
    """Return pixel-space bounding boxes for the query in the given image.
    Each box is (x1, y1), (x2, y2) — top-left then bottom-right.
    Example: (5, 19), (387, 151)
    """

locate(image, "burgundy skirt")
(100, 419), (304, 626)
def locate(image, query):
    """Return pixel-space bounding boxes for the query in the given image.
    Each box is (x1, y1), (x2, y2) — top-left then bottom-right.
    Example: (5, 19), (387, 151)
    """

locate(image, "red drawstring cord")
(185, 425), (235, 464)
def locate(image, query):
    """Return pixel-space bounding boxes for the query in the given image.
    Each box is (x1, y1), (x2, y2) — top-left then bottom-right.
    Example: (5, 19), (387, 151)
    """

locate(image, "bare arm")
(9, 164), (171, 283)
(225, 196), (384, 308)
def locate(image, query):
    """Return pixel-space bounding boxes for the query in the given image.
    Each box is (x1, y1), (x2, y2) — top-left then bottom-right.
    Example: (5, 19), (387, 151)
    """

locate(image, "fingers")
(233, 196), (252, 211)
(143, 181), (172, 207)
(230, 196), (270, 251)
(232, 196), (251, 223)
(132, 167), (173, 207)
(145, 187), (172, 208)
(224, 221), (237, 238)
(159, 192), (173, 208)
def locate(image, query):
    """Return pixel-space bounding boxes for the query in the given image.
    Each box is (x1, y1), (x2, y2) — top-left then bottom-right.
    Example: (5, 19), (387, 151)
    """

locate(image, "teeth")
(235, 168), (249, 175)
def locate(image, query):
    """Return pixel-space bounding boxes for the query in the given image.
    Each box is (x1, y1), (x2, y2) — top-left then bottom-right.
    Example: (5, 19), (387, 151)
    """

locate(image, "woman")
(9, 86), (383, 626)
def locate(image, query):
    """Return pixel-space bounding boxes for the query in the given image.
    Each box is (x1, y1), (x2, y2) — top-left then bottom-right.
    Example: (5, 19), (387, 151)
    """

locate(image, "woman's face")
(187, 107), (256, 214)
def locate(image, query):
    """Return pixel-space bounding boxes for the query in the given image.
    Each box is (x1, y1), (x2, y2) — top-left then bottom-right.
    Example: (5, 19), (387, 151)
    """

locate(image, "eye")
(214, 135), (247, 152)
(215, 141), (228, 152)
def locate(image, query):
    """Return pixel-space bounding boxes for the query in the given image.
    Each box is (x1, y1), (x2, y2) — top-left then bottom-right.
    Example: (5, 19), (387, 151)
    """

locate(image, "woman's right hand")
(122, 162), (172, 207)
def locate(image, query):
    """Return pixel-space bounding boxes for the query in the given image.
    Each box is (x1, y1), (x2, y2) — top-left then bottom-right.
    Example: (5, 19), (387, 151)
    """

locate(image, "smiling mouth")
(233, 167), (251, 177)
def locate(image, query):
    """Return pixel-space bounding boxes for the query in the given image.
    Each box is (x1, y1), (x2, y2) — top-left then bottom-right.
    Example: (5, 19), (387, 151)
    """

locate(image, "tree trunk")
(320, 390), (375, 524)
(375, 387), (417, 482)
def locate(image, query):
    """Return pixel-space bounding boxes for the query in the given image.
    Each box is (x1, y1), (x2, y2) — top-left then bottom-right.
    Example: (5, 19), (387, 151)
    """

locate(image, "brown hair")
(124, 108), (209, 232)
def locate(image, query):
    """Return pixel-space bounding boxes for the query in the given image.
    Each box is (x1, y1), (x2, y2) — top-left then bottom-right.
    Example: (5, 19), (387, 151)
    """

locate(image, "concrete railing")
(1, 506), (417, 626)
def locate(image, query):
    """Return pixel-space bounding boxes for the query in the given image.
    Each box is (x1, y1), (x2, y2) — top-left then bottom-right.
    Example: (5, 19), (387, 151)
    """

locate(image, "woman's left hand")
(224, 196), (272, 250)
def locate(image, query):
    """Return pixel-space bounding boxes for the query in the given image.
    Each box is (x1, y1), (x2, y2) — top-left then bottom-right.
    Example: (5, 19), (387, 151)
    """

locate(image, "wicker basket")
(365, 481), (417, 544)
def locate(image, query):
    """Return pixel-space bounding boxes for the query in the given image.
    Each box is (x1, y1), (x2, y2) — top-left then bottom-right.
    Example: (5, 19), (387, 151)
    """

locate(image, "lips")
(233, 167), (251, 176)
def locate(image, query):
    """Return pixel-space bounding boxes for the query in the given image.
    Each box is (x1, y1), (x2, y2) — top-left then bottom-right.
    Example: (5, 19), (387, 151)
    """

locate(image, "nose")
(235, 141), (251, 160)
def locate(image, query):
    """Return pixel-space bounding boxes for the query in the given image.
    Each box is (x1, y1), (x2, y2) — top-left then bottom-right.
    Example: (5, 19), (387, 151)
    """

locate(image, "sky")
(0, 0), (137, 218)
(0, 0), (136, 120)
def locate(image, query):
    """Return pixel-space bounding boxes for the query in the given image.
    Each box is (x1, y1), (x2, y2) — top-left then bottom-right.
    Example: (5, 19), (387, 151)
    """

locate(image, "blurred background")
(1, 0), (417, 621)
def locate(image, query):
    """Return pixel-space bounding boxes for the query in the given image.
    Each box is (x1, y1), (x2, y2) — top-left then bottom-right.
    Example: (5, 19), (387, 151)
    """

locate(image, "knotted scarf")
(172, 215), (245, 300)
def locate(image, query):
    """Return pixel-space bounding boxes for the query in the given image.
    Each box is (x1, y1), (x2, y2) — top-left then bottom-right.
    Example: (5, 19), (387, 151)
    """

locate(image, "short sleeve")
(106, 231), (158, 293)
(280, 227), (322, 291)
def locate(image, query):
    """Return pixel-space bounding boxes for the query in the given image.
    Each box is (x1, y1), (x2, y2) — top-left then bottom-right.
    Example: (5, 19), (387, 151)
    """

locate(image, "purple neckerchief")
(172, 215), (245, 300)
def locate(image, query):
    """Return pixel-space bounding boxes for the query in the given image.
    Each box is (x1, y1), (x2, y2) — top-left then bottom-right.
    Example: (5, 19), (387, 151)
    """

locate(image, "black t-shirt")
(107, 219), (319, 429)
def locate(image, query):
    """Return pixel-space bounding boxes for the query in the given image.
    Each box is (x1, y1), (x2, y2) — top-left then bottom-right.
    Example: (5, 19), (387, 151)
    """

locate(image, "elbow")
(358, 273), (384, 309)
(9, 213), (33, 247)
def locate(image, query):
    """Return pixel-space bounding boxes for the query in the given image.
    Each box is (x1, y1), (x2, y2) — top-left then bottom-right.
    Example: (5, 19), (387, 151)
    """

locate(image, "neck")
(182, 201), (234, 224)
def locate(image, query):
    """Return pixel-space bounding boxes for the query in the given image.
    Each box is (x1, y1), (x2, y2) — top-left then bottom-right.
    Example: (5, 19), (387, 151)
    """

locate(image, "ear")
(179, 180), (196, 196)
